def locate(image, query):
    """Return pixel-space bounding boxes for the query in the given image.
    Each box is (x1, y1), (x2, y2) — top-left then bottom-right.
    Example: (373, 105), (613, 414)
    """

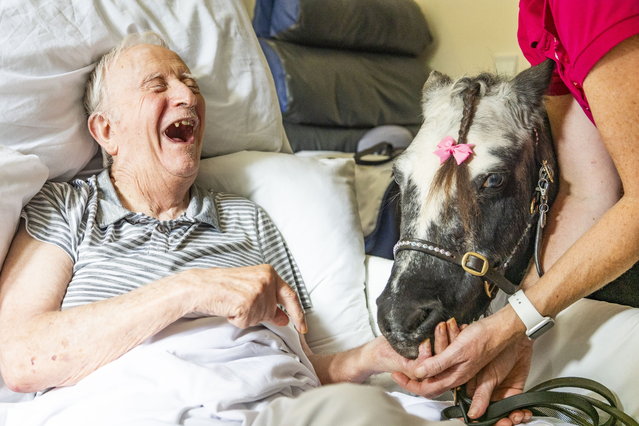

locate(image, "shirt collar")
(96, 169), (219, 229)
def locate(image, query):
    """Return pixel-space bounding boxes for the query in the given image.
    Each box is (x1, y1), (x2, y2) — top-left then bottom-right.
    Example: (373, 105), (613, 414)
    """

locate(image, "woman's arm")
(0, 223), (304, 393)
(521, 93), (621, 284)
(525, 33), (639, 315)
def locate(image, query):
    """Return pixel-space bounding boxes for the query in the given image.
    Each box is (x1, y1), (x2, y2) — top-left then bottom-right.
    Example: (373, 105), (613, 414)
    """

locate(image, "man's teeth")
(173, 120), (194, 127)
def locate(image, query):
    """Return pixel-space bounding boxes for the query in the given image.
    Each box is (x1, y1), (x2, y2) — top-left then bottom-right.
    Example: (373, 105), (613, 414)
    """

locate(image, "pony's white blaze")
(401, 131), (449, 238)
(401, 84), (519, 239)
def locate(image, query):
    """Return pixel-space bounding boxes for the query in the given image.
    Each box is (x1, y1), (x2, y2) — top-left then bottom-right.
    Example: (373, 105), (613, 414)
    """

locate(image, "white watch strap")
(508, 289), (554, 339)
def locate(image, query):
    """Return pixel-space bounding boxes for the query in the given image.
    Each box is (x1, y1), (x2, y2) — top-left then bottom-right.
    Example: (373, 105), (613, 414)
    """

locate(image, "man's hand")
(185, 265), (307, 333)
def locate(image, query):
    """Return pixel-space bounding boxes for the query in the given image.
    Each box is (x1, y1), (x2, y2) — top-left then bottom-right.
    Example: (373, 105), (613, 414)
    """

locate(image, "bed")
(1, 1), (638, 424)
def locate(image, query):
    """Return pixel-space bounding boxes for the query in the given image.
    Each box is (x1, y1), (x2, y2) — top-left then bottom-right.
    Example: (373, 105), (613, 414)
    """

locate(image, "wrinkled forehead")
(107, 44), (191, 91)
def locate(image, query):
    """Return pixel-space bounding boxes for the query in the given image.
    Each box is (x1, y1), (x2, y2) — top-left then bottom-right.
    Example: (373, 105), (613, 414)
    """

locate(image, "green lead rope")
(441, 377), (638, 426)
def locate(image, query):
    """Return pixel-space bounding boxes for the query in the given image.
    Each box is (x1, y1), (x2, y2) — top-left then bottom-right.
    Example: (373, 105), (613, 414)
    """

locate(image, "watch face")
(527, 317), (555, 339)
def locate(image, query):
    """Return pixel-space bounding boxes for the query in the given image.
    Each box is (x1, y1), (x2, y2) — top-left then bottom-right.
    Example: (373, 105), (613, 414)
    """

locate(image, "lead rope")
(443, 377), (639, 426)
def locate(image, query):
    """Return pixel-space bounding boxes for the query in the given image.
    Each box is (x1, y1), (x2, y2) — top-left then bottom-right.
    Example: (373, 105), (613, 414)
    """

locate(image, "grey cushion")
(253, 0), (432, 56)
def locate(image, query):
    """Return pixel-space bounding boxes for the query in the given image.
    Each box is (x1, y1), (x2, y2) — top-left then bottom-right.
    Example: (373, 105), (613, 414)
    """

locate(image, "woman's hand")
(391, 313), (532, 425)
(392, 316), (507, 397)
(465, 336), (533, 425)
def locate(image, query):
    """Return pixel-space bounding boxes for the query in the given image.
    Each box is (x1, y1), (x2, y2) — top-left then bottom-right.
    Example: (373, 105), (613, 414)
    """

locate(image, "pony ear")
(510, 59), (554, 103)
(423, 70), (452, 92)
(422, 70), (452, 106)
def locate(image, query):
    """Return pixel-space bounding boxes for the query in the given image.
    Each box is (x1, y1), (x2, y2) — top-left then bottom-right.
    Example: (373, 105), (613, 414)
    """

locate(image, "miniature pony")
(376, 61), (557, 358)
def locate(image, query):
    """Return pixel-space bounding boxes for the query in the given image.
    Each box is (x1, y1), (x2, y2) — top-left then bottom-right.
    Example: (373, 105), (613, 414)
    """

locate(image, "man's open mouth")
(164, 119), (196, 143)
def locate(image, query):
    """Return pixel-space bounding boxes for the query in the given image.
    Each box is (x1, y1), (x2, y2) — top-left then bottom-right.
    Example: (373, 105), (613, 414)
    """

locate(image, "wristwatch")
(508, 290), (554, 339)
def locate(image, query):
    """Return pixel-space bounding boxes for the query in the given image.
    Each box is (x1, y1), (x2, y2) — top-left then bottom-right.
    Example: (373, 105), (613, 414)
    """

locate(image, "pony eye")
(482, 173), (506, 189)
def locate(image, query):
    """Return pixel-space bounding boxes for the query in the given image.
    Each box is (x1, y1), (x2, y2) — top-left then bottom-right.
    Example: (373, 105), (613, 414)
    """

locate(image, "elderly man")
(0, 34), (458, 425)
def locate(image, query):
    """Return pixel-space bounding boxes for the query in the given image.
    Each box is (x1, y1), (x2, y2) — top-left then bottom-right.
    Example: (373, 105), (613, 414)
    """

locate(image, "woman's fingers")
(434, 322), (449, 354)
(447, 317), (460, 340)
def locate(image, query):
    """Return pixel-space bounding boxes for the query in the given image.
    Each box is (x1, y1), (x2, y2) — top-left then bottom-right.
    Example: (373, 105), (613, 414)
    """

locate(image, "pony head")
(376, 60), (556, 358)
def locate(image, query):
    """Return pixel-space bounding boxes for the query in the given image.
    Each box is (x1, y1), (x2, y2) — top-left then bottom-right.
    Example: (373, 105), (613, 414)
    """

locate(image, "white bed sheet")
(0, 318), (319, 426)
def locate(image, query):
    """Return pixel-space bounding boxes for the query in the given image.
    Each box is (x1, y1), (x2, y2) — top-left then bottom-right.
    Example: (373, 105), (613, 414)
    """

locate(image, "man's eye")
(184, 81), (200, 93)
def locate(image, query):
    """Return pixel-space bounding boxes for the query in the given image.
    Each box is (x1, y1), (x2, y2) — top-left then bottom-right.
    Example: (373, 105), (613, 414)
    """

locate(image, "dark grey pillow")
(253, 0), (432, 56)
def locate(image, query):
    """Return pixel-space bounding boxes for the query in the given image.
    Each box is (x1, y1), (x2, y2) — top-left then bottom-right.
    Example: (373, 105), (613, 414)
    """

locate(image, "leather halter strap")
(393, 147), (556, 297)
(393, 239), (519, 295)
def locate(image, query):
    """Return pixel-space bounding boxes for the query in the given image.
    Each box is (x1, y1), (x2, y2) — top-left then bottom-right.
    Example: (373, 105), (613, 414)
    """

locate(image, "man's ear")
(88, 112), (118, 156)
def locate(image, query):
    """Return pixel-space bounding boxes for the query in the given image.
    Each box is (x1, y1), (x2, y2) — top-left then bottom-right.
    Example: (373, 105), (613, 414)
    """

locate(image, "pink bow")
(433, 136), (474, 165)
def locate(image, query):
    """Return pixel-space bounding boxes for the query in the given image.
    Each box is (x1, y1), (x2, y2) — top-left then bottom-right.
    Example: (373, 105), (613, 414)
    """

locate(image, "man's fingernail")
(467, 408), (478, 418)
(447, 317), (457, 327)
(414, 367), (425, 378)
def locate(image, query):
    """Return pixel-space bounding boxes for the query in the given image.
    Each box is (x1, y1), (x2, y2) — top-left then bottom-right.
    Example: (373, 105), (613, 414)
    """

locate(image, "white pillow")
(196, 151), (376, 353)
(0, 147), (49, 266)
(295, 151), (394, 237)
(364, 255), (395, 336)
(0, 0), (289, 182)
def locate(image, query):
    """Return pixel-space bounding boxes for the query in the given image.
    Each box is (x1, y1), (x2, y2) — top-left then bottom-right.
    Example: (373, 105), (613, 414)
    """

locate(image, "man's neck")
(109, 167), (194, 221)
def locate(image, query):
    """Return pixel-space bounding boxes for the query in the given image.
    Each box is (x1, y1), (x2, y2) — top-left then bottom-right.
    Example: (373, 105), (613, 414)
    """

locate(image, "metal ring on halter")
(484, 280), (496, 299)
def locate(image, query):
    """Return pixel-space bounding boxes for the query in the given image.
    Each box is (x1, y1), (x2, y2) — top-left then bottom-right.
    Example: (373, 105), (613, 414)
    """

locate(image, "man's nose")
(171, 81), (197, 108)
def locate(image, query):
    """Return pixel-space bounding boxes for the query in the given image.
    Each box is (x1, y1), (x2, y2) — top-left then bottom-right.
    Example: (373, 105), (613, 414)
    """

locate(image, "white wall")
(414, 0), (528, 77)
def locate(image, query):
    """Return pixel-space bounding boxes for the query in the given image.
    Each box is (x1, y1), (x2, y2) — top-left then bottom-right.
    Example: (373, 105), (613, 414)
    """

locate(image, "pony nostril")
(403, 307), (431, 332)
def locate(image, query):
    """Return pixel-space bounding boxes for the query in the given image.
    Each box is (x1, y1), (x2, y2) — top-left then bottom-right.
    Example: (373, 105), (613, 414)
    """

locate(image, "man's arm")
(0, 223), (304, 393)
(301, 336), (404, 385)
(302, 319), (463, 385)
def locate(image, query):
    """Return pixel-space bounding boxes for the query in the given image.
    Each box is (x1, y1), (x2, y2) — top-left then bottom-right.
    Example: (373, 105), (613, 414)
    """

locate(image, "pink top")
(518, 0), (639, 123)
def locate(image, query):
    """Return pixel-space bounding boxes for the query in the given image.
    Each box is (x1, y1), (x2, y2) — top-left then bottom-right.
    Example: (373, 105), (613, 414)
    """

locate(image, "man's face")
(103, 44), (206, 180)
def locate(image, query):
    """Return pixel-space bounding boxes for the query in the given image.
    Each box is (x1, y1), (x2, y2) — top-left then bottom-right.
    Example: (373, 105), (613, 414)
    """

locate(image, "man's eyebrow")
(181, 72), (198, 82)
(141, 72), (164, 86)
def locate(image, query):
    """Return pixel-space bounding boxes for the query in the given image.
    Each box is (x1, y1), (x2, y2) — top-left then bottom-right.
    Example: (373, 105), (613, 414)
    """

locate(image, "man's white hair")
(84, 31), (168, 117)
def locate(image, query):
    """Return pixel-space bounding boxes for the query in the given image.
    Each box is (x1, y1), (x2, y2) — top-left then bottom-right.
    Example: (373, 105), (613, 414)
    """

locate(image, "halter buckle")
(461, 251), (489, 276)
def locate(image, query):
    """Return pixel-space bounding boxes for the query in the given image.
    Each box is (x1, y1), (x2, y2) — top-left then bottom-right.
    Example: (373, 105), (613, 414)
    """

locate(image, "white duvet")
(0, 318), (320, 426)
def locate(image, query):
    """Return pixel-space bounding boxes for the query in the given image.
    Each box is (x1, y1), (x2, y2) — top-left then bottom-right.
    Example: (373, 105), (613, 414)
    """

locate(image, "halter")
(393, 82), (555, 299)
(393, 157), (553, 298)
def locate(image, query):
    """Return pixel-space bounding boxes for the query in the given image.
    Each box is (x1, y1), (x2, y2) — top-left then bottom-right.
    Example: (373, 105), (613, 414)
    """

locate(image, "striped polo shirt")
(21, 169), (311, 311)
